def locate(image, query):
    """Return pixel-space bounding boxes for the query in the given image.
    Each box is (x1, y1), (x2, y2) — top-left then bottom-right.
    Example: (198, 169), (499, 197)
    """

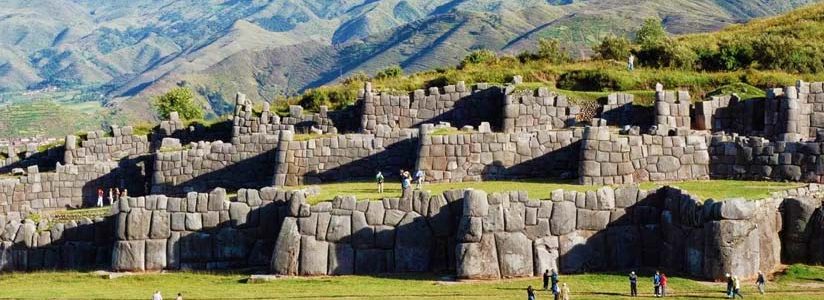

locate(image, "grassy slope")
(297, 179), (802, 204)
(0, 264), (822, 299)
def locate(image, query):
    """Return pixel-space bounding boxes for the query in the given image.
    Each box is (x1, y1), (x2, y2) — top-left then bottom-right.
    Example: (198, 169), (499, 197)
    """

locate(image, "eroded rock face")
(781, 197), (817, 263)
(703, 220), (760, 280)
(271, 217), (300, 275)
(456, 233), (500, 279)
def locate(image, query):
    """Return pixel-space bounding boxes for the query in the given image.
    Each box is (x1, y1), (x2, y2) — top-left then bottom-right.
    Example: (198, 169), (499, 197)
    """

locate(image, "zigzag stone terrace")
(1, 79), (824, 280)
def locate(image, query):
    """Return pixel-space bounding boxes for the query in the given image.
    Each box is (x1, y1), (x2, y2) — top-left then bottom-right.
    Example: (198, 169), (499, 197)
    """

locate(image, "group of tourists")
(526, 270), (768, 299)
(375, 169), (425, 193)
(96, 187), (127, 207)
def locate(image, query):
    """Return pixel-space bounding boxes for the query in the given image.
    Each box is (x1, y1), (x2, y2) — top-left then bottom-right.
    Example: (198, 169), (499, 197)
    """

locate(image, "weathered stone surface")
(504, 203), (526, 232)
(351, 211), (374, 249)
(170, 213), (186, 231)
(167, 232), (181, 269)
(494, 231), (533, 277)
(395, 212), (432, 272)
(703, 220), (760, 280)
(718, 198), (755, 220)
(559, 230), (606, 273)
(614, 186), (638, 208)
(550, 201), (577, 235)
(781, 198), (815, 262)
(149, 211), (171, 239)
(229, 202), (251, 226)
(126, 209), (151, 240)
(112, 240), (145, 271)
(606, 225), (640, 269)
(355, 249), (388, 274)
(271, 217), (301, 275)
(533, 236), (559, 276)
(365, 201), (385, 225)
(326, 215), (352, 243)
(185, 213), (202, 231)
(456, 233), (500, 279)
(463, 189), (489, 217)
(299, 236), (329, 276)
(327, 243), (354, 275)
(145, 239), (167, 270)
(576, 209), (610, 231)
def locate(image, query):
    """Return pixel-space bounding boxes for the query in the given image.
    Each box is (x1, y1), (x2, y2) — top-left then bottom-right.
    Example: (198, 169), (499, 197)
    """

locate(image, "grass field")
(298, 179), (803, 204)
(0, 264), (822, 299)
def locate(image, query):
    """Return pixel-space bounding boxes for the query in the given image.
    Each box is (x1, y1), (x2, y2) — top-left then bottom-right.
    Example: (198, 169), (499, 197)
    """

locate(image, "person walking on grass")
(627, 54), (635, 71)
(732, 276), (744, 299)
(543, 269), (550, 291)
(550, 269), (559, 300)
(527, 285), (536, 300)
(660, 272), (668, 297)
(375, 171), (384, 193)
(756, 271), (766, 295)
(653, 271), (661, 297)
(414, 169), (425, 189)
(629, 271), (638, 297)
(560, 282), (570, 300)
(175, 293), (183, 300)
(152, 291), (163, 300)
(726, 273), (734, 298)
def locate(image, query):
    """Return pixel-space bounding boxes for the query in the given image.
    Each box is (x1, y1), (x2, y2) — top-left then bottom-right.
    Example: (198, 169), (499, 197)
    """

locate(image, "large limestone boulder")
(463, 189), (489, 217)
(112, 240), (145, 271)
(494, 232), (533, 277)
(395, 212), (432, 272)
(606, 226), (640, 269)
(718, 198), (755, 220)
(550, 201), (577, 235)
(300, 236), (329, 276)
(533, 236), (559, 276)
(126, 209), (151, 240)
(271, 217), (301, 275)
(559, 230), (606, 273)
(327, 243), (354, 275)
(703, 220), (760, 280)
(781, 197), (816, 262)
(456, 233), (500, 279)
(145, 239), (167, 270)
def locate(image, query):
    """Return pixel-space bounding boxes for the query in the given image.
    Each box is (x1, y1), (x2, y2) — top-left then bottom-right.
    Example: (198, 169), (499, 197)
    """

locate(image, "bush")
(635, 18), (667, 47)
(459, 49), (498, 69)
(341, 71), (369, 84)
(752, 35), (824, 73)
(375, 65), (403, 79)
(556, 70), (638, 91)
(152, 87), (203, 120)
(536, 38), (571, 64)
(593, 35), (632, 60)
(637, 39), (697, 70)
(299, 85), (358, 111)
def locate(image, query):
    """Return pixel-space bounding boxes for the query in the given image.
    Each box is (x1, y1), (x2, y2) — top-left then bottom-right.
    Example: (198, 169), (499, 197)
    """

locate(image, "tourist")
(551, 269), (559, 300)
(726, 273), (733, 298)
(122, 188), (128, 198)
(414, 169), (425, 189)
(527, 285), (536, 300)
(114, 187), (121, 202)
(627, 54), (635, 71)
(376, 171), (384, 193)
(175, 293), (183, 300)
(629, 271), (638, 297)
(542, 269), (550, 290)
(560, 282), (570, 300)
(660, 272), (668, 297)
(732, 276), (744, 299)
(653, 271), (661, 297)
(108, 188), (114, 206)
(96, 187), (104, 207)
(152, 291), (163, 300)
(756, 271), (766, 294)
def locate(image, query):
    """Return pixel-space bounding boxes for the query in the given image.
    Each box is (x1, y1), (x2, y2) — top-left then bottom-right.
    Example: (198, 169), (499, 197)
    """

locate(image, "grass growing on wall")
(0, 265), (822, 299)
(639, 180), (803, 200)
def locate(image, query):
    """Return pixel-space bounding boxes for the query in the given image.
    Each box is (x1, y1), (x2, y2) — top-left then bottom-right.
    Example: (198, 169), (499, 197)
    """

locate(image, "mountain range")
(0, 0), (819, 121)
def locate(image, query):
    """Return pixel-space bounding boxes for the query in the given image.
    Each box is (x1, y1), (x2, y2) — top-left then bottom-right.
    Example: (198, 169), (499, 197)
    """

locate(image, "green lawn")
(298, 179), (803, 204)
(0, 265), (822, 299)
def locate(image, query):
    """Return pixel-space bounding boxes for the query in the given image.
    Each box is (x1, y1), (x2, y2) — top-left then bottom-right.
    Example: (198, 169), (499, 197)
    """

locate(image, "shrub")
(299, 85), (358, 111)
(375, 65), (403, 79)
(752, 35), (824, 73)
(637, 39), (697, 70)
(152, 87), (203, 120)
(459, 49), (498, 69)
(536, 38), (571, 64)
(593, 35), (632, 60)
(341, 71), (369, 84)
(635, 18), (667, 47)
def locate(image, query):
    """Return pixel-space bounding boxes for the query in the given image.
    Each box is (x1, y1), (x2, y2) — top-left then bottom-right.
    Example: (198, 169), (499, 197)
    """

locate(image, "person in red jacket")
(660, 273), (668, 297)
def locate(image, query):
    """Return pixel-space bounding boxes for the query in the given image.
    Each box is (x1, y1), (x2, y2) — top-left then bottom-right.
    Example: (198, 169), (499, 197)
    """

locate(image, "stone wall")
(417, 126), (582, 183)
(708, 134), (824, 182)
(271, 189), (460, 275)
(579, 126), (710, 185)
(111, 187), (294, 271)
(600, 93), (634, 126)
(360, 82), (504, 133)
(455, 186), (783, 280)
(694, 95), (764, 134)
(63, 127), (150, 166)
(502, 88), (580, 133)
(654, 90), (691, 131)
(273, 129), (419, 186)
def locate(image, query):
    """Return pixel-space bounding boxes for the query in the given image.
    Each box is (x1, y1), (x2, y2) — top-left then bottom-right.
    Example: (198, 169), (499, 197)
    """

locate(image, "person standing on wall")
(629, 271), (638, 297)
(375, 171), (384, 193)
(756, 271), (766, 295)
(96, 187), (104, 207)
(414, 169), (425, 189)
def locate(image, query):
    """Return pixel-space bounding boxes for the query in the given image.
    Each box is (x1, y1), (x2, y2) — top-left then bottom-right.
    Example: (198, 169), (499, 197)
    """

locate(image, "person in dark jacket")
(551, 269), (559, 300)
(756, 271), (766, 294)
(543, 269), (550, 290)
(629, 271), (638, 297)
(726, 273), (733, 298)
(527, 285), (536, 300)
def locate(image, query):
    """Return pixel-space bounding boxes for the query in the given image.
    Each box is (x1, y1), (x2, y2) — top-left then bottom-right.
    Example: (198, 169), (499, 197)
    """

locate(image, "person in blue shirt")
(653, 271), (661, 297)
(414, 169), (425, 189)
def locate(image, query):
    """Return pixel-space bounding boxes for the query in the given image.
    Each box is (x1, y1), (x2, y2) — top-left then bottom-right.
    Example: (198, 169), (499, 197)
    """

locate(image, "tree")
(375, 65), (403, 79)
(635, 18), (667, 47)
(593, 35), (632, 60)
(536, 38), (570, 64)
(152, 87), (203, 120)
